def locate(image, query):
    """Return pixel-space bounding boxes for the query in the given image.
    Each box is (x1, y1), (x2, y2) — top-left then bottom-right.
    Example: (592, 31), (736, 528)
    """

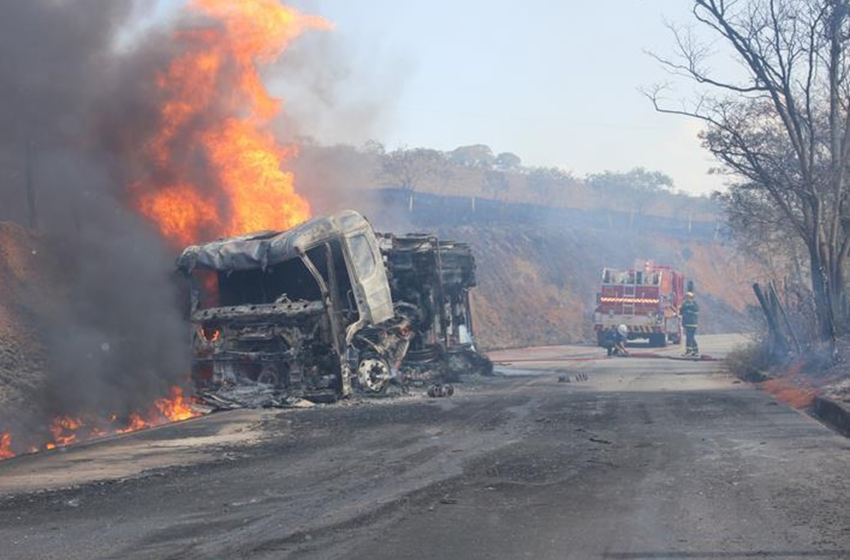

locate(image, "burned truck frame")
(176, 211), (412, 401)
(379, 234), (492, 382)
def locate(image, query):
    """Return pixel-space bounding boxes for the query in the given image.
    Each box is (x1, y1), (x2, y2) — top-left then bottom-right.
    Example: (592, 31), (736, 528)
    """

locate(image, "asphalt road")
(3, 335), (850, 560)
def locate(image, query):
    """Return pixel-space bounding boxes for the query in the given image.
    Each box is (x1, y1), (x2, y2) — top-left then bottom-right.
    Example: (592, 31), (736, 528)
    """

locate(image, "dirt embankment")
(0, 222), (68, 418)
(438, 225), (758, 350)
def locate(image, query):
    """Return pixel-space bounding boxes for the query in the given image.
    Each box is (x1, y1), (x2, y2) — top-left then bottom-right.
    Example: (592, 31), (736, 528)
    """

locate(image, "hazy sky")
(152, 1), (730, 195)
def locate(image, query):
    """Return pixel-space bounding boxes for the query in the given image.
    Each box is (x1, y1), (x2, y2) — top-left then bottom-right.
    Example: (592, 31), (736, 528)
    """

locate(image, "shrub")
(726, 341), (773, 382)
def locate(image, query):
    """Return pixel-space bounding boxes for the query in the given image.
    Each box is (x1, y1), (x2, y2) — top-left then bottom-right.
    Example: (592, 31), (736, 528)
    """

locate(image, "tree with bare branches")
(646, 0), (850, 342)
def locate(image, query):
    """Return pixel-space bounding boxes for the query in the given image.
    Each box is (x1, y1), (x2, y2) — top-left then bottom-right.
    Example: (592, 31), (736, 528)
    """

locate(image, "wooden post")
(769, 281), (801, 355)
(753, 283), (787, 356)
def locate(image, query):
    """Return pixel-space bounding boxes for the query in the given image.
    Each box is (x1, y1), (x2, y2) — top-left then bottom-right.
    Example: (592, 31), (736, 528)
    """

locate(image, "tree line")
(293, 140), (719, 222)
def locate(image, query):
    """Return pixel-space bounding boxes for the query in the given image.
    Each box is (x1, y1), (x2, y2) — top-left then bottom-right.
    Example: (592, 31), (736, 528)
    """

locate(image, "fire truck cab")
(593, 261), (685, 348)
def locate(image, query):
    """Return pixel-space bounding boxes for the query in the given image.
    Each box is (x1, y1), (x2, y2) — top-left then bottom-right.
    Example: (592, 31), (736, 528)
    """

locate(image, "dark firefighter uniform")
(680, 292), (699, 356)
(679, 292), (699, 356)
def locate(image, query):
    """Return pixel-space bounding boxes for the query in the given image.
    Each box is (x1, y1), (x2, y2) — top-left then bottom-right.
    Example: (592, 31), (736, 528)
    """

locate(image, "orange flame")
(0, 386), (203, 461)
(49, 416), (83, 447)
(116, 413), (150, 435)
(0, 432), (14, 460)
(154, 387), (198, 421)
(132, 0), (332, 246)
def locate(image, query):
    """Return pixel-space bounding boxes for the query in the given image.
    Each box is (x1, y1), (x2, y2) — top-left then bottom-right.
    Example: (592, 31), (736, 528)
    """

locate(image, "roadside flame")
(132, 0), (332, 246)
(0, 386), (203, 461)
(49, 416), (83, 447)
(0, 432), (14, 460)
(116, 413), (150, 435)
(154, 387), (197, 421)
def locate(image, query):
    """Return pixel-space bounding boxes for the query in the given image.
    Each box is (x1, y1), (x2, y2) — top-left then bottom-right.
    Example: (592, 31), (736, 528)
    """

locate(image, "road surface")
(2, 334), (850, 559)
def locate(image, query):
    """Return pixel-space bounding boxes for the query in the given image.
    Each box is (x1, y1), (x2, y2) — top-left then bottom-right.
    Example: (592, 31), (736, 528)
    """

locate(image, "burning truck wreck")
(176, 210), (414, 405)
(175, 210), (492, 407)
(379, 234), (492, 384)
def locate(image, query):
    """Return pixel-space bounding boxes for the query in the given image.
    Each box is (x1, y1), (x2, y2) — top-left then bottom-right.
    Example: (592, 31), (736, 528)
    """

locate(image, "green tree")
(495, 151), (522, 171)
(449, 144), (496, 169)
(525, 166), (575, 204)
(379, 147), (452, 192)
(483, 169), (509, 199)
(586, 168), (674, 215)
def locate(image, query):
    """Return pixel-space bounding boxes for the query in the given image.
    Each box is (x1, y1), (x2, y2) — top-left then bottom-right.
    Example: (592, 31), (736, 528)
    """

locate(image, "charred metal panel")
(378, 233), (491, 382)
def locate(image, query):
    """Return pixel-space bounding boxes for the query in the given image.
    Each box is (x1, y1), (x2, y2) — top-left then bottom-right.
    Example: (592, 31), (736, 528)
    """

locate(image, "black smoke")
(0, 1), (191, 438)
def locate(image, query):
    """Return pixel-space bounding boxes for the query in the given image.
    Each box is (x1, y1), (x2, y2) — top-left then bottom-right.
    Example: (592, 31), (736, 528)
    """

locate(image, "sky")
(152, 0), (732, 195)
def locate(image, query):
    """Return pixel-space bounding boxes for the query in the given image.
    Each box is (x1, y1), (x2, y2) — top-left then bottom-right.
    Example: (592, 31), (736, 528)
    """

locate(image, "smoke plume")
(0, 0), (189, 438)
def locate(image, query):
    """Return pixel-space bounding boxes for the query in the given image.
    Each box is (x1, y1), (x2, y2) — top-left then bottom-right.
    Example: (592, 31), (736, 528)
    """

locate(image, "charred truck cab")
(177, 210), (412, 401)
(379, 234), (492, 383)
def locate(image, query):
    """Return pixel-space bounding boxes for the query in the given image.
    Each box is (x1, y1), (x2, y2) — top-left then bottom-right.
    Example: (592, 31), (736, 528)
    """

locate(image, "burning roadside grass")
(0, 387), (200, 461)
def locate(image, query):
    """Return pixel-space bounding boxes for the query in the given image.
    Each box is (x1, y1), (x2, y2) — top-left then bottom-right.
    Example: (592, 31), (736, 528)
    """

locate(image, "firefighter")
(681, 292), (699, 356)
(614, 324), (629, 356)
(601, 326), (618, 356)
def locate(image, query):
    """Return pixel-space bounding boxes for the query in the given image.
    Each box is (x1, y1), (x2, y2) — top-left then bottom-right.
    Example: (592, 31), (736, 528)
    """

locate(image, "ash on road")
(2, 334), (850, 560)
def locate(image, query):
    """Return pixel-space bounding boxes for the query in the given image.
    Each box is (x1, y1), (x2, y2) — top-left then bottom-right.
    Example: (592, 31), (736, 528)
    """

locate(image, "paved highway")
(2, 335), (850, 559)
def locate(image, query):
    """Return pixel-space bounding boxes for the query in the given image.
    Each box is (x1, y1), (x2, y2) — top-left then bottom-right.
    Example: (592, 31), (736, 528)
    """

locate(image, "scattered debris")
(197, 381), (316, 410)
(427, 384), (455, 398)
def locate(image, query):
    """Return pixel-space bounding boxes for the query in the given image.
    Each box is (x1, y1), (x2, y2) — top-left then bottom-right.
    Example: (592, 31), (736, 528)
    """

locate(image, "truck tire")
(649, 333), (667, 348)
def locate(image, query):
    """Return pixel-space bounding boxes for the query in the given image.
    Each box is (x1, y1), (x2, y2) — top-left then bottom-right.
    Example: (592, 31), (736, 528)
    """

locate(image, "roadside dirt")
(0, 222), (67, 420)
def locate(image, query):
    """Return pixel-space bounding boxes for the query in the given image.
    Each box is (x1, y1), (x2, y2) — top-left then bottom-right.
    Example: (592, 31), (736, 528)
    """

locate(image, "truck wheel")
(357, 358), (391, 394)
(649, 333), (667, 348)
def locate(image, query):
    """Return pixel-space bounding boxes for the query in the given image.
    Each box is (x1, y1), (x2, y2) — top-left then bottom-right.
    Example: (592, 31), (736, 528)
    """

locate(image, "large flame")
(0, 2), (335, 463)
(132, 0), (332, 246)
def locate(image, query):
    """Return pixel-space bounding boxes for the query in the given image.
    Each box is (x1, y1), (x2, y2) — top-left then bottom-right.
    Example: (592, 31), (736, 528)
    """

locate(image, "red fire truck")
(594, 261), (686, 348)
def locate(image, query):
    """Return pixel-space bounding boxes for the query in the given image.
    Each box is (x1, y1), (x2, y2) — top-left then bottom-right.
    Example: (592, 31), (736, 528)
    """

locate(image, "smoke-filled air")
(0, 0), (328, 453)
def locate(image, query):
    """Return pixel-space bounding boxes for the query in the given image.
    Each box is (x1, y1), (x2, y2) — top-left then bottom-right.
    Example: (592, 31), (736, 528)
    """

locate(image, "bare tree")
(645, 0), (850, 342)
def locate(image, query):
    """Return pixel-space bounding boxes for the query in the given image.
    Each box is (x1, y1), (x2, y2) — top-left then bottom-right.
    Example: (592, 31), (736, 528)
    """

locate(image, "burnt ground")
(3, 335), (850, 559)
